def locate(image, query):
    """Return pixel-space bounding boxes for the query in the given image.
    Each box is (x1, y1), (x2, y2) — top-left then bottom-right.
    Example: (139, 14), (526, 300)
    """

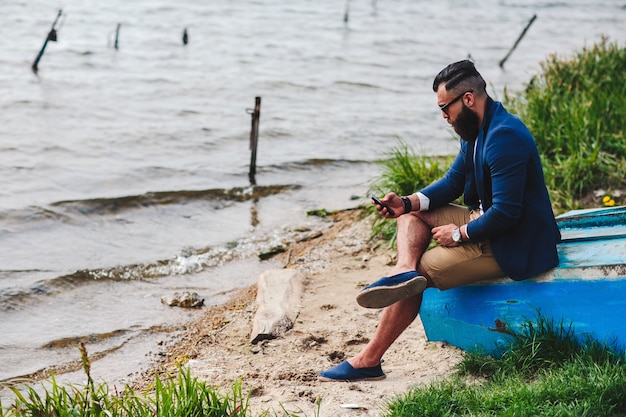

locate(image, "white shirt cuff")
(416, 192), (430, 211)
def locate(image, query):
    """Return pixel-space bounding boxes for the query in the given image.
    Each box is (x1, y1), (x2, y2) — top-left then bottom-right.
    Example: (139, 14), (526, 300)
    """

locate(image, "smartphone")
(371, 195), (395, 216)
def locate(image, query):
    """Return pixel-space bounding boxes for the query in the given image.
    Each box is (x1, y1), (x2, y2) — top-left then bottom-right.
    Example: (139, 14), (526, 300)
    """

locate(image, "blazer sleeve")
(420, 147), (466, 208)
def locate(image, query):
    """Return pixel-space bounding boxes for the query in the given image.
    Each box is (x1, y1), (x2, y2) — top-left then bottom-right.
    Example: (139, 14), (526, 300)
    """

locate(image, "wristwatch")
(452, 227), (462, 243)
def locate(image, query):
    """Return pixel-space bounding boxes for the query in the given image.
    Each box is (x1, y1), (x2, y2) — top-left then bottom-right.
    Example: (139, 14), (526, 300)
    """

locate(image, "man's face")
(452, 103), (480, 141)
(437, 84), (480, 142)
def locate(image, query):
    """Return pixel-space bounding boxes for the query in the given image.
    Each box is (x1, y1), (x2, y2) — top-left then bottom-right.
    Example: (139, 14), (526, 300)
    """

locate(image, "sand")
(137, 208), (464, 416)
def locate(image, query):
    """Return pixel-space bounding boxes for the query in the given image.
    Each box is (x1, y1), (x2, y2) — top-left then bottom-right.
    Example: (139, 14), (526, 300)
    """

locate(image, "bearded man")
(320, 59), (561, 381)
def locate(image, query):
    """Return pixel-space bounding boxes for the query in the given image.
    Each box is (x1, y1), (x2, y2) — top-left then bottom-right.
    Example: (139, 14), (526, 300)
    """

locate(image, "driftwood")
(250, 269), (304, 344)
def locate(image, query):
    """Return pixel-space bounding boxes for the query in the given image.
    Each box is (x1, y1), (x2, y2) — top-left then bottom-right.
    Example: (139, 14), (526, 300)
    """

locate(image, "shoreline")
(132, 208), (464, 416)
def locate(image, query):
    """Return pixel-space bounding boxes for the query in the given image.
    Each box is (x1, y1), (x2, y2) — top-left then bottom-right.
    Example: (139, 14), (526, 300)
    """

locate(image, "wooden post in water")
(248, 97), (261, 185)
(182, 28), (189, 45)
(499, 14), (537, 68)
(32, 9), (63, 73)
(114, 23), (121, 50)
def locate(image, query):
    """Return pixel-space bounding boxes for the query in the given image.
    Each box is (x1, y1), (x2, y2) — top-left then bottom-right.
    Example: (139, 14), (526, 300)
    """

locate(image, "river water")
(1, 0), (624, 393)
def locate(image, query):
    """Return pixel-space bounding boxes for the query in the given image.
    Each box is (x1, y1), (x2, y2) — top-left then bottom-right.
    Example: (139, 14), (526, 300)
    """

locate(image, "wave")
(41, 328), (132, 349)
(0, 185), (300, 232)
(262, 157), (372, 172)
(49, 184), (300, 215)
(0, 206), (75, 230)
(0, 214), (322, 312)
(0, 248), (229, 311)
(334, 80), (383, 89)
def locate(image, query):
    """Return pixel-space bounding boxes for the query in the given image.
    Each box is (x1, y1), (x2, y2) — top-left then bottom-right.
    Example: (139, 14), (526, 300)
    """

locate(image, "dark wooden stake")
(32, 9), (63, 73)
(114, 23), (121, 50)
(248, 97), (261, 185)
(182, 28), (189, 45)
(499, 14), (537, 68)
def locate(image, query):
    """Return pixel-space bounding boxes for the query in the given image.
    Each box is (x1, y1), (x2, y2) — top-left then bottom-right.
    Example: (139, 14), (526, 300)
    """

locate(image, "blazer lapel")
(474, 98), (495, 207)
(474, 133), (485, 203)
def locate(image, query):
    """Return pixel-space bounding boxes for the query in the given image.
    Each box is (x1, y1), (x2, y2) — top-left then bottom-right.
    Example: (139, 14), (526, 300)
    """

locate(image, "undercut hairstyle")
(433, 60), (487, 97)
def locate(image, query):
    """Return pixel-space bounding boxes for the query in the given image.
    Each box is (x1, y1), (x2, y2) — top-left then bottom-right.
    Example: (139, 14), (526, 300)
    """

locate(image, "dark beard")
(453, 103), (480, 142)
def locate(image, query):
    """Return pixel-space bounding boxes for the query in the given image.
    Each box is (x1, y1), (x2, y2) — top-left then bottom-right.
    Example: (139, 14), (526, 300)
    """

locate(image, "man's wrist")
(461, 224), (470, 241)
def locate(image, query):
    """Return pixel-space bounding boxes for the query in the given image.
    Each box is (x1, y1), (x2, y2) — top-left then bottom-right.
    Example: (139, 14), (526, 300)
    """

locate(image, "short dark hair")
(433, 60), (487, 96)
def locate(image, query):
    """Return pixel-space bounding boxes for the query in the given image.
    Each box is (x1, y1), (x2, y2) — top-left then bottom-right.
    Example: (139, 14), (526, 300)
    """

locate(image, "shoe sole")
(356, 276), (427, 309)
(318, 374), (387, 382)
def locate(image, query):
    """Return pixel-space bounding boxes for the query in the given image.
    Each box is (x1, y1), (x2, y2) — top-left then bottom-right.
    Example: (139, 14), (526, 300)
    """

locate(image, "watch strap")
(401, 196), (412, 214)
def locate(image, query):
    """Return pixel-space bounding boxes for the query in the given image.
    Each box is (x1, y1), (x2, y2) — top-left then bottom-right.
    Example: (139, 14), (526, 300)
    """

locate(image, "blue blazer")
(422, 98), (561, 281)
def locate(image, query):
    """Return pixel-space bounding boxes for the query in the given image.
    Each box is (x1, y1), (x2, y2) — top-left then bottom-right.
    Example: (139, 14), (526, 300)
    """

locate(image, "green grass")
(0, 343), (258, 417)
(2, 373), (256, 417)
(505, 37), (626, 212)
(0, 343), (324, 417)
(384, 316), (626, 417)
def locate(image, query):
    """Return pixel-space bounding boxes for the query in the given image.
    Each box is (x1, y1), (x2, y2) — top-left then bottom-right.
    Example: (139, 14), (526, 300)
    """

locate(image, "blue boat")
(420, 205), (626, 356)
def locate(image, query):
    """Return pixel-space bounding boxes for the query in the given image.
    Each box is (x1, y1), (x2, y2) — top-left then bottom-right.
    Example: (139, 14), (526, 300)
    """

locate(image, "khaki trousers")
(419, 205), (505, 290)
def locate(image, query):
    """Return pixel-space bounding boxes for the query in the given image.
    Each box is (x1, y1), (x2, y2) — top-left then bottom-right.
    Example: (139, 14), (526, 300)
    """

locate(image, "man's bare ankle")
(349, 357), (380, 369)
(389, 268), (416, 277)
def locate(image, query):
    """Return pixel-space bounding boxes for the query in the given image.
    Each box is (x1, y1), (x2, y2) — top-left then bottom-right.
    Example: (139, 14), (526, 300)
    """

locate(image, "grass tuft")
(386, 314), (626, 416)
(1, 344), (256, 417)
(505, 37), (626, 211)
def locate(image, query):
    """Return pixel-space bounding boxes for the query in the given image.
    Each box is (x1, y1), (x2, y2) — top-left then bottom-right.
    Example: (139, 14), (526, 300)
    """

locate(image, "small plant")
(603, 194), (616, 207)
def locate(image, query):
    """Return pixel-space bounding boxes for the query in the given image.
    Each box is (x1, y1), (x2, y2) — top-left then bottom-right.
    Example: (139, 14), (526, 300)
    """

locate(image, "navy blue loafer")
(319, 360), (386, 382)
(356, 271), (427, 309)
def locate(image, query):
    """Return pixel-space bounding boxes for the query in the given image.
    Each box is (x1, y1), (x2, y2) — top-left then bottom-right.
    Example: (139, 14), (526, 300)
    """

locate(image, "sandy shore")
(136, 208), (464, 416)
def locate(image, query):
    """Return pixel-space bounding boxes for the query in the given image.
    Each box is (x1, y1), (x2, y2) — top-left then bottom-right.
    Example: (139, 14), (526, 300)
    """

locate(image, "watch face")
(453, 229), (461, 242)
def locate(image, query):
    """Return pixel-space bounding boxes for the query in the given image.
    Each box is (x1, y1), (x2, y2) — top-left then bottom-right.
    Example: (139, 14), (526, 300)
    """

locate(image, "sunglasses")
(439, 90), (472, 115)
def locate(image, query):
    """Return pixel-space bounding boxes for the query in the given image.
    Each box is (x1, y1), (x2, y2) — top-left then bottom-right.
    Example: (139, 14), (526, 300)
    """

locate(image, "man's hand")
(432, 223), (460, 247)
(372, 193), (403, 218)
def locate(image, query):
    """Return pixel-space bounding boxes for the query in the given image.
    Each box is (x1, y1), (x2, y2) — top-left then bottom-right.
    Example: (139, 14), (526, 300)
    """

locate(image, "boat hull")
(420, 206), (626, 356)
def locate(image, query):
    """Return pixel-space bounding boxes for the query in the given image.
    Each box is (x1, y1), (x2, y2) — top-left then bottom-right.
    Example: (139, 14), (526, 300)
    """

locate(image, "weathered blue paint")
(420, 206), (626, 356)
